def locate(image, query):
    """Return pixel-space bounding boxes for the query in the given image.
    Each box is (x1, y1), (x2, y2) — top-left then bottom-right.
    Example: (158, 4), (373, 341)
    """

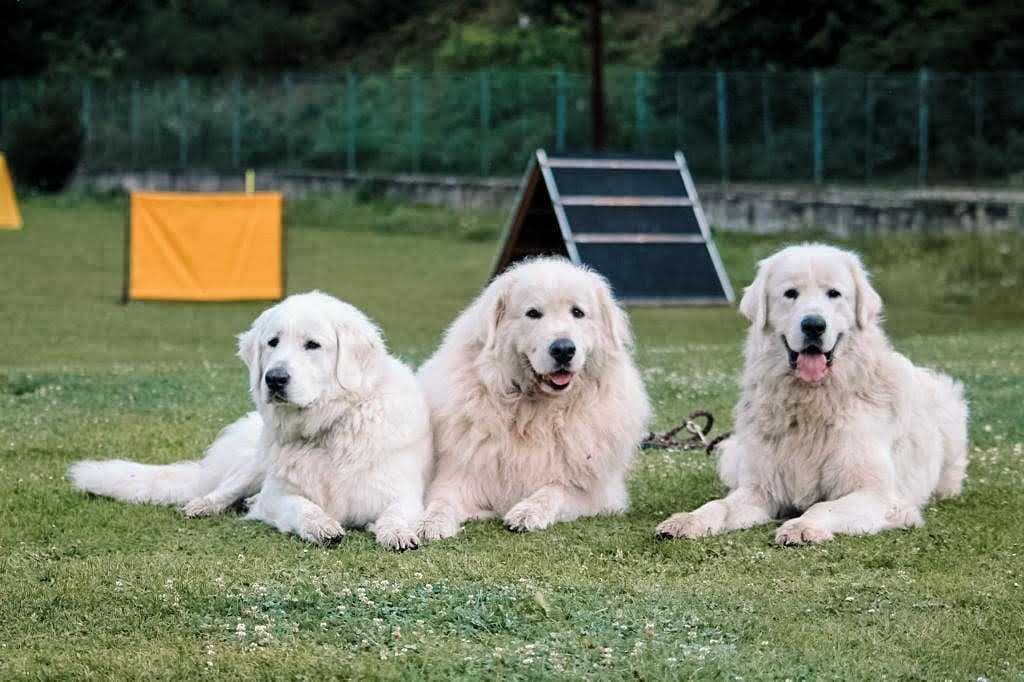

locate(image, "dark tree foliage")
(6, 89), (84, 192)
(2, 0), (1022, 77)
(657, 0), (1024, 72)
(0, 0), (430, 78)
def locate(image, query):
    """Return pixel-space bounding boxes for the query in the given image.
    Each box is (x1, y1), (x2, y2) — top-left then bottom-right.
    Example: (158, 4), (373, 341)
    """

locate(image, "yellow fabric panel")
(129, 192), (283, 301)
(0, 153), (22, 230)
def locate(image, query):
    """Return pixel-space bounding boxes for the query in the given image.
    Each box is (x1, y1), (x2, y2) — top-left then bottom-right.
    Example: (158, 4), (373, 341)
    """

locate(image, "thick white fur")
(69, 291), (432, 550)
(417, 257), (651, 540)
(656, 244), (968, 544)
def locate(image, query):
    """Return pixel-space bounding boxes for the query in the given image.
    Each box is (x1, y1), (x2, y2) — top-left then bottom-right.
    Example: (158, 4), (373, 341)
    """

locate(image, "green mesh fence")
(2, 69), (1023, 185)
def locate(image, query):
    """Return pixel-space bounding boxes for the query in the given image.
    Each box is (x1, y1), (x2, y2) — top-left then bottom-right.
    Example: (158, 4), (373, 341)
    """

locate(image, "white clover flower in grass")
(253, 624), (273, 645)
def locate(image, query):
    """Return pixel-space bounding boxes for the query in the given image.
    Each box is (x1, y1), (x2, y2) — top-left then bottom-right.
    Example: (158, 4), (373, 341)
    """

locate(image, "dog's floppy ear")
(332, 306), (386, 392)
(594, 272), (633, 351)
(237, 308), (271, 393)
(739, 256), (772, 330)
(465, 272), (519, 396)
(847, 251), (883, 329)
(479, 274), (511, 354)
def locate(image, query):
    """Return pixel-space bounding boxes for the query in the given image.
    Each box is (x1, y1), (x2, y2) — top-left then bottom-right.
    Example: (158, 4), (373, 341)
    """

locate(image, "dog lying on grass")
(657, 244), (968, 544)
(69, 291), (431, 550)
(417, 257), (651, 540)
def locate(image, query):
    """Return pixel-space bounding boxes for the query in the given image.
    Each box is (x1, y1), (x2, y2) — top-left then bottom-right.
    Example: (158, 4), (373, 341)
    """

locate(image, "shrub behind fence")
(1, 69), (1022, 186)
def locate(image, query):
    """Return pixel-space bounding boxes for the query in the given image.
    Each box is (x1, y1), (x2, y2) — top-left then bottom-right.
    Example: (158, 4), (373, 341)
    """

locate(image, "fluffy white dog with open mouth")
(69, 291), (431, 550)
(417, 257), (651, 540)
(656, 243), (968, 545)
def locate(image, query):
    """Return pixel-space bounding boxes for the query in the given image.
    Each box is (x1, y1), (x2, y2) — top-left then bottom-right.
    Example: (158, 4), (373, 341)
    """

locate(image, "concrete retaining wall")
(77, 169), (1024, 234)
(700, 184), (1024, 235)
(78, 169), (520, 212)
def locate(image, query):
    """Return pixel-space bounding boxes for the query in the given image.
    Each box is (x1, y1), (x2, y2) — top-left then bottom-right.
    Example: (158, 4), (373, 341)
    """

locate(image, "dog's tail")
(68, 458), (208, 505)
(68, 412), (263, 507)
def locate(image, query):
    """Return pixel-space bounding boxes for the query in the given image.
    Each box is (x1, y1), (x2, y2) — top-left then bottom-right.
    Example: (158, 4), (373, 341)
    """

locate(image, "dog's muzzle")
(264, 367), (290, 402)
(783, 334), (841, 384)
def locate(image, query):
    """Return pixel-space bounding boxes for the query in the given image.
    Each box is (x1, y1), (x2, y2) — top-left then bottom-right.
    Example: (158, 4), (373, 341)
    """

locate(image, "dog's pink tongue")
(548, 371), (573, 386)
(796, 353), (828, 383)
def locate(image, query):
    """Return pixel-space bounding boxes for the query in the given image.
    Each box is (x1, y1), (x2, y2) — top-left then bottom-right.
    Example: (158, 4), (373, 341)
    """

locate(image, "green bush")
(6, 89), (84, 193)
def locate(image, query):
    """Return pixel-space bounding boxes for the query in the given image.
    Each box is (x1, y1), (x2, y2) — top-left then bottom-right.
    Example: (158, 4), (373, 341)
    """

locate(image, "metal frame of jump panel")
(491, 150), (734, 306)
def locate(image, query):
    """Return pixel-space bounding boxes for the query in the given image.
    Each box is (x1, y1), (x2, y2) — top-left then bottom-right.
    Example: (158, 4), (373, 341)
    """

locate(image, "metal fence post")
(761, 73), (773, 176)
(231, 76), (241, 168)
(675, 73), (684, 148)
(517, 73), (528, 172)
(130, 81), (141, 167)
(283, 73), (294, 167)
(0, 81), (7, 141)
(178, 76), (188, 167)
(716, 70), (729, 184)
(81, 81), (93, 164)
(346, 71), (358, 174)
(812, 71), (824, 184)
(864, 76), (874, 182)
(378, 76), (392, 172)
(555, 69), (566, 153)
(410, 74), (422, 173)
(635, 70), (648, 151)
(917, 68), (929, 186)
(973, 73), (983, 178)
(479, 70), (491, 176)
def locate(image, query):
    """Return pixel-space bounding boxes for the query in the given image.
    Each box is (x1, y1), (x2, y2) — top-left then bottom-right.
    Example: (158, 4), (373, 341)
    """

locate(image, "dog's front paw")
(299, 515), (347, 547)
(655, 512), (715, 539)
(503, 500), (555, 533)
(182, 496), (226, 518)
(417, 512), (461, 542)
(775, 518), (833, 545)
(886, 506), (924, 529)
(375, 525), (420, 552)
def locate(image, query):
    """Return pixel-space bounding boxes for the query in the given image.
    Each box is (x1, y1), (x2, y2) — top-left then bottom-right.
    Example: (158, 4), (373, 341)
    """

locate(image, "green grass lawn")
(2, 194), (1023, 679)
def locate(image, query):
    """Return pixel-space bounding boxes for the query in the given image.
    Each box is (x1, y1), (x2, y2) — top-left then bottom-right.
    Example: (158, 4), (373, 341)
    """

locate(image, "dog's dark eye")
(525, 308), (543, 319)
(268, 337), (279, 347)
(784, 289), (799, 300)
(571, 306), (585, 319)
(304, 340), (321, 350)
(827, 288), (842, 299)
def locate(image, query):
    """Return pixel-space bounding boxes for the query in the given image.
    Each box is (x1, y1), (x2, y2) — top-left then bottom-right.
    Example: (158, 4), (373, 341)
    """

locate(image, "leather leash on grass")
(641, 409), (730, 456)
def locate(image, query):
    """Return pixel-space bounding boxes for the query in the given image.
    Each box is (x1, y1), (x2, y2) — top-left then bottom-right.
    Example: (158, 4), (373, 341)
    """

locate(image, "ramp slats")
(491, 149), (734, 305)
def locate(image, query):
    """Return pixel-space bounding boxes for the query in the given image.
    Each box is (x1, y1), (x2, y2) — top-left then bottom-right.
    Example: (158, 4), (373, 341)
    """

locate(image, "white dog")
(656, 244), (968, 544)
(417, 257), (651, 540)
(69, 291), (431, 550)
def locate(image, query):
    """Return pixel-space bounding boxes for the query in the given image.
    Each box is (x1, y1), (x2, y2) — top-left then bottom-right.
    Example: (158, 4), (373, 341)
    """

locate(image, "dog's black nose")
(548, 338), (576, 364)
(801, 315), (827, 338)
(264, 367), (290, 392)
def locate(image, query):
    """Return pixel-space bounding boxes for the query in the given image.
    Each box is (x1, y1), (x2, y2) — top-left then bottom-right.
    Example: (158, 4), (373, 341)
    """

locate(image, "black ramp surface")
(562, 204), (702, 235)
(576, 242), (729, 301)
(550, 167), (689, 197)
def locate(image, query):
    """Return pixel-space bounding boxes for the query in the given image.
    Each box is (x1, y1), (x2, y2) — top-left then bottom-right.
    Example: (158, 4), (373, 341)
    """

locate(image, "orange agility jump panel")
(0, 153), (22, 230)
(128, 192), (283, 301)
